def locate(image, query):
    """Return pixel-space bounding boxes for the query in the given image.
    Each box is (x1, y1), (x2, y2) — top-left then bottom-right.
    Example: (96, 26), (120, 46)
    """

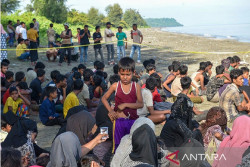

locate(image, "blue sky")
(20, 0), (250, 26)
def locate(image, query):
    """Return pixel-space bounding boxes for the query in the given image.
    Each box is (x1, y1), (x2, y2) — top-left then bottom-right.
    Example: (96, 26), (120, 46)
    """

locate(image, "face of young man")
(51, 91), (58, 99)
(234, 75), (244, 87)
(1, 66), (8, 74)
(119, 69), (133, 85)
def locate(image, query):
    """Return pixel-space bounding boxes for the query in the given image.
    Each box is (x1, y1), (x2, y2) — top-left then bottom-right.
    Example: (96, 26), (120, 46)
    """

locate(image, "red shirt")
(142, 84), (162, 103)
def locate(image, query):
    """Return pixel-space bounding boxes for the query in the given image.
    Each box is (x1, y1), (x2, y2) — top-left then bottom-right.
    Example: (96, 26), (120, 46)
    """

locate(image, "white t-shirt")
(104, 28), (113, 43)
(137, 88), (153, 117)
(16, 25), (21, 34)
(78, 83), (90, 106)
(20, 27), (27, 39)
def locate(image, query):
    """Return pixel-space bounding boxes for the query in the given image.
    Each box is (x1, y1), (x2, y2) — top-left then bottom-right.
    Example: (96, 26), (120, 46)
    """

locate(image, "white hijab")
(110, 117), (155, 167)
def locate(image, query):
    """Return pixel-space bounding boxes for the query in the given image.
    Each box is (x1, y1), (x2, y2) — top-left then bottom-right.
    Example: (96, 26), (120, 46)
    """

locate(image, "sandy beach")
(5, 27), (250, 150)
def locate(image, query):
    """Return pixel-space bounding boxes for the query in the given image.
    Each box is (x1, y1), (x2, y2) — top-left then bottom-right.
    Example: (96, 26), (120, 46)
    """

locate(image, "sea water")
(162, 23), (250, 43)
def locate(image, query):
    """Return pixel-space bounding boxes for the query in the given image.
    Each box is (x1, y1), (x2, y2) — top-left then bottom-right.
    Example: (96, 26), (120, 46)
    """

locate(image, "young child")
(16, 38), (30, 60)
(93, 75), (103, 98)
(1, 62), (9, 78)
(46, 43), (57, 62)
(39, 86), (61, 126)
(163, 64), (180, 98)
(102, 57), (143, 152)
(63, 79), (83, 118)
(241, 67), (249, 86)
(3, 86), (30, 117)
(92, 60), (100, 72)
(4, 71), (14, 89)
(137, 77), (171, 124)
(93, 26), (104, 63)
(116, 26), (127, 61)
(138, 64), (156, 86)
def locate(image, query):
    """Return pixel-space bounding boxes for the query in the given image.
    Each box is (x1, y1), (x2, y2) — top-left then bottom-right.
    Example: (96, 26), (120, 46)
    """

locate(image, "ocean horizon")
(162, 23), (250, 43)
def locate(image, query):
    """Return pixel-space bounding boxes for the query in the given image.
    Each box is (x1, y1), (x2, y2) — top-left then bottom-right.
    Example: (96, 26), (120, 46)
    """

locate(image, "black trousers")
(37, 31), (40, 47)
(59, 44), (71, 64)
(45, 115), (65, 126)
(30, 41), (38, 62)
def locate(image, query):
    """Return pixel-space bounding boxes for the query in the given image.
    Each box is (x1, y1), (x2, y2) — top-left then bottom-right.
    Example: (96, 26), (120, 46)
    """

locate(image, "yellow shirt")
(3, 97), (23, 114)
(63, 92), (79, 118)
(27, 28), (38, 42)
(16, 44), (27, 57)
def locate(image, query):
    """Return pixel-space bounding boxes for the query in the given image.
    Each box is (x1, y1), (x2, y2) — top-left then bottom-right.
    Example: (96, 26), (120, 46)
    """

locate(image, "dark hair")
(8, 20), (12, 24)
(16, 82), (28, 90)
(1, 62), (9, 68)
(36, 155), (50, 167)
(18, 38), (24, 44)
(109, 74), (120, 85)
(37, 69), (45, 77)
(230, 69), (243, 81)
(93, 75), (102, 86)
(73, 79), (83, 90)
(73, 72), (81, 80)
(95, 70), (104, 77)
(94, 60), (100, 67)
(50, 23), (53, 27)
(1, 148), (22, 167)
(17, 19), (20, 21)
(149, 59), (155, 65)
(233, 55), (241, 63)
(172, 61), (181, 66)
(84, 25), (89, 28)
(241, 67), (249, 73)
(83, 69), (94, 81)
(133, 24), (137, 27)
(146, 64), (156, 73)
(118, 57), (135, 72)
(199, 62), (207, 71)
(146, 77), (157, 90)
(55, 74), (66, 84)
(96, 61), (105, 70)
(77, 28), (81, 31)
(113, 64), (119, 74)
(15, 71), (25, 82)
(179, 65), (188, 75)
(216, 65), (225, 75)
(30, 23), (34, 28)
(33, 18), (36, 21)
(35, 62), (45, 70)
(5, 71), (14, 80)
(9, 86), (18, 94)
(168, 65), (173, 72)
(1, 117), (8, 128)
(206, 61), (213, 66)
(221, 59), (230, 69)
(46, 86), (57, 97)
(95, 26), (100, 30)
(27, 68), (33, 72)
(227, 57), (236, 64)
(81, 154), (103, 167)
(181, 76), (192, 90)
(173, 64), (180, 72)
(143, 60), (150, 68)
(2, 59), (10, 65)
(103, 72), (108, 79)
(72, 67), (78, 72)
(78, 64), (86, 70)
(149, 73), (161, 88)
(20, 22), (25, 25)
(50, 70), (60, 80)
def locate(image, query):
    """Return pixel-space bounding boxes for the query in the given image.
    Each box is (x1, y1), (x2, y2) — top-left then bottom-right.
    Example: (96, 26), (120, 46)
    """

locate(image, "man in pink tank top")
(102, 57), (143, 152)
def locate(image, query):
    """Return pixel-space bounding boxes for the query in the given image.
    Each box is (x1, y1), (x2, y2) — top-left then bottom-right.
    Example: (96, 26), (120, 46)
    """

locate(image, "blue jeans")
(80, 46), (88, 63)
(18, 52), (30, 60)
(8, 33), (14, 47)
(117, 45), (125, 61)
(130, 45), (141, 61)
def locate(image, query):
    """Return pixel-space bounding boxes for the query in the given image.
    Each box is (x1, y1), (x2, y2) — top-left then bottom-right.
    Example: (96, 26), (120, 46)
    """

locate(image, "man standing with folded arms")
(130, 24), (143, 64)
(104, 22), (115, 65)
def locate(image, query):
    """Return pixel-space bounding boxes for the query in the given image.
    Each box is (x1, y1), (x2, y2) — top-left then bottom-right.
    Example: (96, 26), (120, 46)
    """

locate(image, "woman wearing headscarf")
(121, 124), (158, 167)
(1, 24), (9, 61)
(111, 117), (155, 167)
(200, 107), (228, 152)
(213, 116), (250, 167)
(47, 131), (108, 167)
(66, 111), (96, 145)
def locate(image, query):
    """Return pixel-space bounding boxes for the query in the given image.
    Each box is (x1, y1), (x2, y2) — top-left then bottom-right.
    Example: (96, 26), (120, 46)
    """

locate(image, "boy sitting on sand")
(46, 43), (58, 62)
(102, 57), (143, 152)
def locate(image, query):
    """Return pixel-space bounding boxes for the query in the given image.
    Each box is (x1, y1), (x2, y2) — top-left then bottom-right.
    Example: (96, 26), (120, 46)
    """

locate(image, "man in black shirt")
(30, 69), (45, 104)
(80, 25), (91, 64)
(93, 26), (104, 63)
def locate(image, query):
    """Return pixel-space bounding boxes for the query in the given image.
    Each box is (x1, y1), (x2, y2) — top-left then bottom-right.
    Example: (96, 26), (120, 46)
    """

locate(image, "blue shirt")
(243, 78), (249, 86)
(46, 81), (55, 87)
(39, 98), (59, 125)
